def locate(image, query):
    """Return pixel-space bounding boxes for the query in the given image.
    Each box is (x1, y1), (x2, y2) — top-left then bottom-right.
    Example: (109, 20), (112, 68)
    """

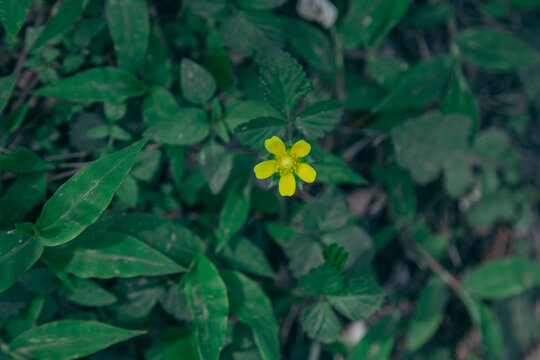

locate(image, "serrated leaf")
(259, 50), (311, 117)
(0, 147), (54, 173)
(321, 225), (374, 270)
(224, 100), (284, 131)
(220, 237), (275, 278)
(184, 255), (228, 360)
(222, 271), (281, 360)
(146, 108), (209, 145)
(455, 28), (538, 70)
(0, 232), (44, 293)
(43, 231), (185, 278)
(33, 0), (86, 49)
(34, 138), (148, 246)
(234, 117), (287, 149)
(462, 258), (540, 300)
(0, 0), (31, 43)
(327, 277), (384, 321)
(180, 58), (217, 106)
(199, 141), (233, 194)
(375, 57), (452, 112)
(9, 320), (144, 359)
(0, 75), (17, 113)
(105, 0), (149, 72)
(299, 264), (344, 296)
(406, 276), (448, 351)
(295, 100), (342, 139)
(35, 67), (147, 103)
(301, 301), (341, 344)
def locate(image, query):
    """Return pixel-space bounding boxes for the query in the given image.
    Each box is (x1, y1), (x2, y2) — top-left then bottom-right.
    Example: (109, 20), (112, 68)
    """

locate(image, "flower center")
(279, 155), (295, 170)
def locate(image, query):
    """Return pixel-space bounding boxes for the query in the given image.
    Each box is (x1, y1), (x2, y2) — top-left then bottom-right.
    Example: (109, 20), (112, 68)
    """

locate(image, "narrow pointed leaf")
(0, 232), (44, 293)
(0, 75), (17, 113)
(35, 138), (149, 246)
(0, 0), (31, 43)
(33, 0), (86, 49)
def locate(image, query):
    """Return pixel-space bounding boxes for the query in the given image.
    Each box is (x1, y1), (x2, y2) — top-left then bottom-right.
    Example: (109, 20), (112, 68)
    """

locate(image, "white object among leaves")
(296, 0), (338, 29)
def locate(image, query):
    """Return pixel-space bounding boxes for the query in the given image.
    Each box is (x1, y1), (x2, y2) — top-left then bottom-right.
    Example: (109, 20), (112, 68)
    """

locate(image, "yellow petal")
(295, 163), (316, 183)
(279, 173), (296, 196)
(265, 136), (286, 156)
(290, 140), (311, 158)
(254, 160), (278, 179)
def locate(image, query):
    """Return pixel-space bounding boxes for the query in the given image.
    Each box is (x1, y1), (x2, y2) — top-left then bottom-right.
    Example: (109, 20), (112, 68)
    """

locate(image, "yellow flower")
(254, 136), (316, 197)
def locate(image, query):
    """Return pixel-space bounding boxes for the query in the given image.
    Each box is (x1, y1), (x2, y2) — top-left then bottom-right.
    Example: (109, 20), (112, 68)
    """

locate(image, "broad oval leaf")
(35, 67), (147, 103)
(184, 255), (228, 360)
(310, 146), (368, 185)
(462, 257), (540, 300)
(146, 108), (209, 145)
(215, 183), (250, 252)
(9, 320), (145, 359)
(222, 270), (281, 360)
(234, 117), (287, 149)
(455, 28), (538, 71)
(0, 232), (44, 293)
(66, 278), (117, 307)
(0, 147), (53, 173)
(34, 138), (148, 246)
(220, 237), (275, 278)
(0, 173), (46, 229)
(105, 0), (149, 72)
(43, 231), (185, 278)
(180, 58), (217, 106)
(199, 141), (233, 194)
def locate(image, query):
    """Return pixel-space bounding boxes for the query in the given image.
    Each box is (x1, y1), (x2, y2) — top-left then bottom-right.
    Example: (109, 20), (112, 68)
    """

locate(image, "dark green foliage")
(0, 1), (539, 359)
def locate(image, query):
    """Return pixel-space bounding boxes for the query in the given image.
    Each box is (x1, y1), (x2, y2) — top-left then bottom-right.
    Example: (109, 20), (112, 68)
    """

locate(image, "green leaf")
(0, 173), (46, 229)
(478, 303), (503, 359)
(455, 28), (538, 70)
(327, 277), (384, 321)
(282, 19), (336, 73)
(146, 108), (209, 145)
(259, 50), (311, 117)
(43, 231), (185, 278)
(105, 0), (149, 72)
(0, 232), (44, 293)
(294, 100), (342, 140)
(406, 276), (448, 351)
(0, 147), (54, 173)
(224, 100), (284, 132)
(32, 0), (86, 49)
(375, 57), (452, 112)
(0, 283), (28, 318)
(18, 267), (60, 295)
(35, 67), (147, 103)
(299, 264), (344, 296)
(321, 225), (374, 270)
(350, 311), (399, 360)
(232, 0), (286, 9)
(234, 117), (287, 149)
(279, 234), (324, 278)
(180, 58), (217, 106)
(342, 0), (410, 49)
(220, 237), (275, 278)
(222, 271), (281, 360)
(442, 67), (479, 138)
(34, 138), (148, 246)
(145, 328), (199, 360)
(0, 75), (17, 113)
(0, 0), (31, 43)
(199, 141), (233, 194)
(391, 112), (471, 184)
(9, 320), (144, 359)
(5, 295), (44, 339)
(301, 301), (341, 344)
(1, 101), (29, 133)
(310, 146), (367, 185)
(66, 278), (117, 307)
(131, 149), (161, 181)
(112, 213), (206, 265)
(465, 189), (515, 228)
(462, 257), (540, 300)
(184, 255), (229, 360)
(366, 57), (409, 89)
(372, 165), (416, 221)
(142, 87), (181, 127)
(215, 183), (250, 252)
